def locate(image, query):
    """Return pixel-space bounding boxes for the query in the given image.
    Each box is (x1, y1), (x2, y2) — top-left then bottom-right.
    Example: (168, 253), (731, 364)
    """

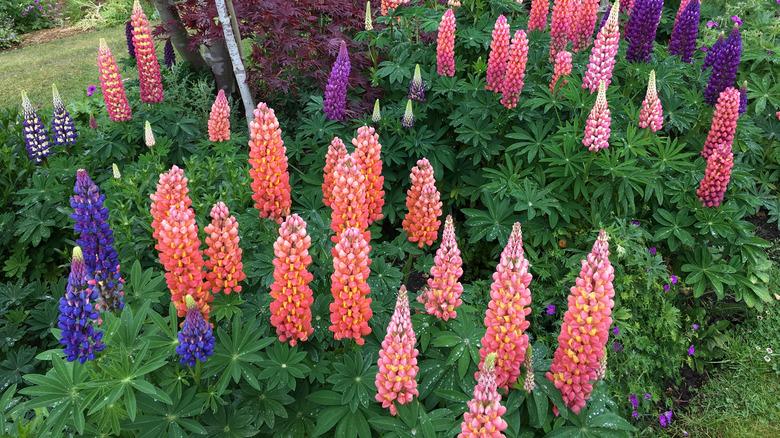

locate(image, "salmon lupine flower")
(583, 81), (611, 152)
(330, 227), (373, 345)
(144, 120), (155, 148)
(550, 50), (572, 95)
(638, 70), (663, 132)
(97, 39), (132, 121)
(582, 0), (620, 93)
(150, 165), (192, 250)
(528, 0), (550, 31)
(549, 0), (573, 62)
(477, 222), (532, 392)
(130, 0), (163, 103)
(403, 161), (442, 248)
(270, 214), (315, 346)
(402, 158), (435, 245)
(546, 230), (615, 414)
(208, 89), (231, 142)
(418, 215), (463, 320)
(459, 352), (508, 438)
(571, 0), (600, 53)
(351, 125), (385, 224)
(698, 87), (739, 207)
(204, 202), (245, 294)
(249, 102), (292, 223)
(330, 155), (370, 243)
(436, 9), (456, 77)
(381, 0), (405, 15)
(372, 99), (381, 122)
(322, 136), (348, 208)
(375, 285), (419, 415)
(485, 15), (510, 92)
(501, 30), (529, 109)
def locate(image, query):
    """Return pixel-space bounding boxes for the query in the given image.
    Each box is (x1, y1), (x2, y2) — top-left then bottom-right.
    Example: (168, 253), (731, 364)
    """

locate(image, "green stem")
(402, 253), (416, 287)
(193, 360), (203, 392)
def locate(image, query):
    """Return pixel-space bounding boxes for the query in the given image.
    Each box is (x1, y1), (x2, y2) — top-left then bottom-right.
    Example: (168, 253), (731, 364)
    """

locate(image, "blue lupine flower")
(21, 91), (52, 165)
(704, 24), (741, 106)
(58, 247), (106, 363)
(176, 295), (215, 367)
(408, 64), (426, 103)
(323, 40), (350, 121)
(51, 84), (78, 147)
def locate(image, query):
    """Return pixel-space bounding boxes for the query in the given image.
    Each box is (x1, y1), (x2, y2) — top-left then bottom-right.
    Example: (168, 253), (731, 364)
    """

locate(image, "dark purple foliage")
(669, 0), (700, 63)
(625, 0), (664, 63)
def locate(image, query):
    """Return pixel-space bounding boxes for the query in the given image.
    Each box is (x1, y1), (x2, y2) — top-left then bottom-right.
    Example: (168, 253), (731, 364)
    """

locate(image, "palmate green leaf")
(462, 190), (515, 244)
(201, 406), (255, 438)
(376, 58), (412, 85)
(647, 136), (696, 173)
(14, 173), (67, 207)
(312, 406), (349, 437)
(327, 351), (377, 413)
(243, 383), (294, 429)
(129, 387), (206, 438)
(512, 179), (560, 223)
(258, 343), (310, 391)
(368, 256), (403, 299)
(455, 117), (500, 165)
(483, 154), (533, 197)
(14, 204), (56, 247)
(652, 208), (696, 251)
(681, 246), (736, 299)
(506, 118), (556, 161)
(124, 260), (165, 304)
(747, 73), (780, 115)
(694, 207), (736, 240)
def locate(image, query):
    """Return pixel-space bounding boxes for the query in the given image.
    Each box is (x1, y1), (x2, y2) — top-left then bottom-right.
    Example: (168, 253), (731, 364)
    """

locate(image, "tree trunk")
(202, 40), (237, 96)
(215, 0), (255, 131)
(152, 0), (209, 71)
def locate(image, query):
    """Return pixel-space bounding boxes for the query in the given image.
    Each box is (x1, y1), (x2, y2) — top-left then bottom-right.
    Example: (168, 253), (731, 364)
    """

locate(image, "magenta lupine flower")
(51, 84), (78, 147)
(702, 33), (725, 71)
(527, 0), (550, 32)
(704, 25), (741, 106)
(501, 29), (529, 109)
(548, 0), (573, 62)
(549, 50), (572, 96)
(668, 0), (700, 63)
(21, 91), (52, 165)
(582, 1), (620, 93)
(625, 0), (664, 63)
(125, 20), (135, 59)
(583, 81), (611, 152)
(408, 64), (425, 102)
(571, 0), (600, 53)
(459, 353), (508, 438)
(638, 70), (663, 132)
(324, 41), (351, 121)
(436, 9), (456, 77)
(485, 15), (510, 92)
(164, 38), (176, 68)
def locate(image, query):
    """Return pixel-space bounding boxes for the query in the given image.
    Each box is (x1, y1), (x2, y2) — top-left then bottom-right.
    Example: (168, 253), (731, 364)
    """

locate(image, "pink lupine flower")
(330, 227), (373, 345)
(485, 15), (510, 92)
(572, 0), (600, 53)
(638, 70), (663, 131)
(418, 215), (463, 320)
(550, 50), (572, 95)
(549, 0), (573, 62)
(322, 136), (348, 208)
(776, 110), (780, 121)
(459, 352), (508, 438)
(97, 39), (131, 122)
(330, 155), (370, 244)
(477, 223), (533, 392)
(351, 125), (385, 224)
(130, 0), (163, 103)
(375, 285), (419, 415)
(437, 9), (456, 77)
(204, 202), (245, 294)
(583, 81), (611, 151)
(208, 89), (230, 142)
(546, 230), (615, 414)
(501, 29), (529, 109)
(528, 0), (550, 31)
(582, 1), (620, 93)
(248, 103), (292, 223)
(698, 87), (739, 207)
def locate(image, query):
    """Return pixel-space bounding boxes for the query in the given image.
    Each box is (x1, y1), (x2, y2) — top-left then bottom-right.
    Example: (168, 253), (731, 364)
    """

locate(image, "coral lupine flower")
(437, 9), (456, 77)
(418, 215), (463, 320)
(625, 0), (664, 63)
(324, 41), (350, 121)
(21, 91), (52, 165)
(698, 87), (739, 207)
(150, 165), (192, 250)
(501, 29), (529, 109)
(583, 82), (611, 152)
(702, 33), (725, 72)
(144, 120), (155, 148)
(372, 99), (381, 122)
(528, 0), (550, 31)
(97, 39), (132, 121)
(485, 15), (510, 92)
(638, 70), (663, 132)
(477, 222), (533, 392)
(130, 0), (163, 103)
(381, 0), (405, 15)
(249, 102), (292, 223)
(668, 0), (699, 63)
(164, 38), (176, 68)
(459, 352), (508, 438)
(330, 155), (370, 243)
(698, 149), (735, 208)
(270, 214), (315, 346)
(51, 84), (78, 147)
(403, 159), (442, 248)
(204, 202), (245, 294)
(375, 285), (419, 415)
(330, 227), (373, 345)
(704, 25), (741, 106)
(351, 125), (385, 224)
(125, 20), (135, 59)
(583, 0), (620, 93)
(550, 50), (572, 95)
(176, 295), (215, 367)
(208, 89), (231, 142)
(322, 136), (348, 208)
(571, 0), (600, 53)
(71, 169), (124, 313)
(546, 230), (615, 414)
(58, 246), (106, 364)
(402, 159), (434, 237)
(365, 1), (373, 31)
(549, 0), (573, 62)
(402, 100), (414, 129)
(409, 64), (426, 102)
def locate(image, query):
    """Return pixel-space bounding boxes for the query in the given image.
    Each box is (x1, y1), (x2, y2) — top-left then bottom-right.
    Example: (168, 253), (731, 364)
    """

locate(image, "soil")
(0, 26), (89, 53)
(746, 210), (780, 261)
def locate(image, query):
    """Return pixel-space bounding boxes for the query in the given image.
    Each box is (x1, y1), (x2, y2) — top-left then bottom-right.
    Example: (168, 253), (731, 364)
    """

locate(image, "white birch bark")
(215, 0), (255, 131)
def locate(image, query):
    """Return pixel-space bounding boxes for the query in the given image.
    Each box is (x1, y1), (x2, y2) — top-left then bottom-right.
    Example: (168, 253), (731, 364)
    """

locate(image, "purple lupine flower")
(21, 91), (52, 165)
(704, 24), (741, 106)
(408, 64), (426, 102)
(70, 169), (124, 313)
(738, 81), (747, 115)
(58, 246), (106, 364)
(176, 295), (215, 367)
(702, 33), (725, 71)
(630, 394), (638, 408)
(625, 0), (664, 63)
(51, 84), (78, 147)
(323, 40), (350, 121)
(125, 20), (135, 59)
(668, 0), (700, 63)
(547, 305), (555, 314)
(598, 4), (611, 33)
(164, 38), (176, 68)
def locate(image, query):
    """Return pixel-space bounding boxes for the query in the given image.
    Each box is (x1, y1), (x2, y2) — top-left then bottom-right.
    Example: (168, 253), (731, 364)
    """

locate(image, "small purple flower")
(630, 394), (638, 408)
(645, 393), (651, 400)
(664, 284), (670, 291)
(649, 247), (656, 255)
(613, 326), (620, 336)
(706, 21), (719, 28)
(631, 220), (640, 226)
(633, 410), (639, 418)
(547, 305), (555, 315)
(688, 345), (695, 355)
(693, 324), (699, 330)
(671, 275), (678, 284)
(613, 341), (623, 352)
(659, 414), (667, 427)
(731, 16), (742, 26)
(646, 268), (651, 272)
(87, 85), (96, 96)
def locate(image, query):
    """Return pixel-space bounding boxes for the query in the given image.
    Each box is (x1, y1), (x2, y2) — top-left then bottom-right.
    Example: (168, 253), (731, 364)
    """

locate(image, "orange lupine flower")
(329, 227), (373, 345)
(150, 165), (192, 258)
(322, 136), (348, 208)
(351, 125), (385, 224)
(249, 102), (292, 224)
(204, 202), (245, 294)
(402, 158), (441, 248)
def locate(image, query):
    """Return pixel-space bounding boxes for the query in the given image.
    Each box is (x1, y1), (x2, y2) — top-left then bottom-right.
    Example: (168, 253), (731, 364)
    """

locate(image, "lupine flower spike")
(668, 0), (699, 63)
(97, 39), (132, 121)
(448, 0), (460, 6)
(130, 0), (163, 102)
(365, 1), (373, 31)
(704, 24), (741, 106)
(150, 165), (192, 250)
(550, 50), (572, 95)
(330, 227), (373, 344)
(485, 15), (510, 92)
(402, 159), (434, 236)
(322, 136), (348, 208)
(702, 33), (725, 72)
(528, 0), (550, 31)
(381, 0), (405, 15)
(572, 0), (600, 53)
(478, 222), (533, 392)
(402, 100), (414, 129)
(403, 159), (442, 248)
(112, 164), (121, 179)
(418, 215), (463, 320)
(58, 246), (106, 364)
(208, 89), (231, 142)
(204, 202), (245, 294)
(501, 29), (529, 109)
(437, 9), (456, 77)
(409, 64), (426, 102)
(125, 20), (135, 58)
(51, 84), (78, 148)
(522, 347), (536, 393)
(248, 102), (292, 223)
(21, 91), (52, 165)
(583, 81), (611, 151)
(71, 169), (124, 313)
(372, 99), (382, 122)
(330, 155), (370, 243)
(144, 120), (155, 148)
(549, 0), (573, 62)
(583, 0), (620, 93)
(625, 0), (664, 63)
(270, 214), (315, 345)
(459, 352), (508, 438)
(324, 41), (350, 121)
(546, 230), (615, 414)
(375, 286), (419, 415)
(164, 38), (176, 68)
(89, 114), (98, 130)
(176, 295), (215, 367)
(738, 81), (747, 115)
(351, 125), (385, 224)
(638, 70), (663, 132)
(698, 87), (739, 207)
